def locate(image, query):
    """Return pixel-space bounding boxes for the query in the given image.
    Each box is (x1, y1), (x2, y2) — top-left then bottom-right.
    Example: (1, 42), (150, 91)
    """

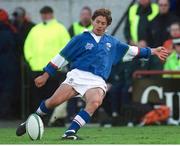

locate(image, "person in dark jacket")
(148, 0), (179, 48)
(11, 7), (35, 109)
(0, 9), (19, 119)
(12, 7), (35, 56)
(124, 0), (159, 47)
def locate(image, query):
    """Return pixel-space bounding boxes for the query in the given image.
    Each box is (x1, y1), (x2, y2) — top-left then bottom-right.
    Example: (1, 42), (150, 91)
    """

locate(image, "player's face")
(92, 16), (108, 36)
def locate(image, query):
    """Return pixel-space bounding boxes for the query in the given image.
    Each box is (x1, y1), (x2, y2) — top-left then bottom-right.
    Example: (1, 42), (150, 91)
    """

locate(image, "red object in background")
(163, 39), (173, 53)
(0, 9), (9, 22)
(0, 9), (17, 33)
(163, 35), (180, 53)
(141, 105), (170, 125)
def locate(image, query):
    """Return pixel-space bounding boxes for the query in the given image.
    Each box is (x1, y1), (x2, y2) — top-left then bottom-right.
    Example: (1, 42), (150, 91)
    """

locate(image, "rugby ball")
(26, 113), (44, 140)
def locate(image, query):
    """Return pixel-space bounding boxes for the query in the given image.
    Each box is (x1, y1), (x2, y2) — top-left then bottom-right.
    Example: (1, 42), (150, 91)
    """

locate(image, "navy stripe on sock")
(66, 122), (80, 134)
(39, 100), (51, 114)
(78, 110), (91, 123)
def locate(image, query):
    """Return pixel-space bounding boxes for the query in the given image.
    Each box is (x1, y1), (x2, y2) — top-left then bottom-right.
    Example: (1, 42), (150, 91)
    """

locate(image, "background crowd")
(0, 0), (179, 126)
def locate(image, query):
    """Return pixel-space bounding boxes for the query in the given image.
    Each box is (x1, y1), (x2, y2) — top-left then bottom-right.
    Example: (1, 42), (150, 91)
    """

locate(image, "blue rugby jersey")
(44, 31), (151, 80)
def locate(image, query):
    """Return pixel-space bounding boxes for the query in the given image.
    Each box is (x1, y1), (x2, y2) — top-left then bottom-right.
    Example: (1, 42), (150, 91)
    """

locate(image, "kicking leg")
(16, 84), (78, 136)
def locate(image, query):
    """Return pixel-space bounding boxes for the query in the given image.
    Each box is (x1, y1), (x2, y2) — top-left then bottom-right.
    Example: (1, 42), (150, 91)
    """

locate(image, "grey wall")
(0, 0), (132, 41)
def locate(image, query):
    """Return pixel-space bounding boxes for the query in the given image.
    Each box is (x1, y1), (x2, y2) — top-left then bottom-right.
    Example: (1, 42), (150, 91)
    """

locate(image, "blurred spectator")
(24, 6), (70, 122)
(111, 0), (159, 125)
(24, 6), (70, 73)
(0, 9), (19, 119)
(163, 37), (180, 125)
(68, 6), (93, 38)
(146, 0), (179, 70)
(102, 61), (135, 125)
(11, 7), (35, 109)
(12, 7), (35, 56)
(164, 37), (180, 78)
(122, 1), (160, 97)
(67, 6), (93, 122)
(148, 0), (179, 48)
(124, 0), (159, 46)
(163, 22), (180, 53)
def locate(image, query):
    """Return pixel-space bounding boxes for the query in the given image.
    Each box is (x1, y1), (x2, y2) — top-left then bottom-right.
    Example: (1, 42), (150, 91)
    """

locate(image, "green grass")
(0, 126), (180, 144)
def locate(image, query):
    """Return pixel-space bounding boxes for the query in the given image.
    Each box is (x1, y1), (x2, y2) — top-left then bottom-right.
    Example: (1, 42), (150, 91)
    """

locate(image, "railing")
(133, 70), (180, 78)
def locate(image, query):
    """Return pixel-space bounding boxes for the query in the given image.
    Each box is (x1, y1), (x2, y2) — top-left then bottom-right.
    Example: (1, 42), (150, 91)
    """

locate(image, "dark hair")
(81, 6), (92, 14)
(40, 6), (53, 14)
(92, 8), (112, 26)
(170, 21), (180, 28)
(13, 7), (26, 17)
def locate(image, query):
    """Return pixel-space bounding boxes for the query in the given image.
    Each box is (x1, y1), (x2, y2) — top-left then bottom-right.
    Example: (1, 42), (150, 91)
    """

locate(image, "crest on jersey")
(85, 43), (94, 50)
(106, 43), (111, 51)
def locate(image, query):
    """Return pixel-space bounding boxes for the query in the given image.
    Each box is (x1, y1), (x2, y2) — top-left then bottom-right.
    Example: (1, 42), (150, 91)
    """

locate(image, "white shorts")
(62, 69), (107, 96)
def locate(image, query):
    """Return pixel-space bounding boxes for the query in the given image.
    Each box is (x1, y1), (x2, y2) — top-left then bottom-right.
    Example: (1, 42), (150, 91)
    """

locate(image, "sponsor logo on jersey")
(85, 43), (94, 50)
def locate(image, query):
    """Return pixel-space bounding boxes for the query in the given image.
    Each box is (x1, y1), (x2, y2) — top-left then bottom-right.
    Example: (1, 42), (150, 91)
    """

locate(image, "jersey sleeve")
(60, 34), (82, 62)
(114, 41), (152, 64)
(113, 41), (129, 65)
(43, 34), (82, 76)
(43, 54), (67, 76)
(122, 45), (152, 62)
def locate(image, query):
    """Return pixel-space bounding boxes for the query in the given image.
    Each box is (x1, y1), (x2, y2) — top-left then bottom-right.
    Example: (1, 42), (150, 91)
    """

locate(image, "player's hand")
(34, 72), (49, 88)
(152, 47), (169, 61)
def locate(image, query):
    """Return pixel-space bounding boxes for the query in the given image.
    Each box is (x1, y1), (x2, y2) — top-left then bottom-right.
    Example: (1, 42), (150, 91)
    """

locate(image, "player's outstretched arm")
(151, 46), (169, 61)
(137, 46), (169, 61)
(121, 45), (169, 63)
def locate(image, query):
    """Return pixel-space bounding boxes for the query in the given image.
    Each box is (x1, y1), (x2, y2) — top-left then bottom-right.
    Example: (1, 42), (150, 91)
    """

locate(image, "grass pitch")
(0, 126), (180, 144)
